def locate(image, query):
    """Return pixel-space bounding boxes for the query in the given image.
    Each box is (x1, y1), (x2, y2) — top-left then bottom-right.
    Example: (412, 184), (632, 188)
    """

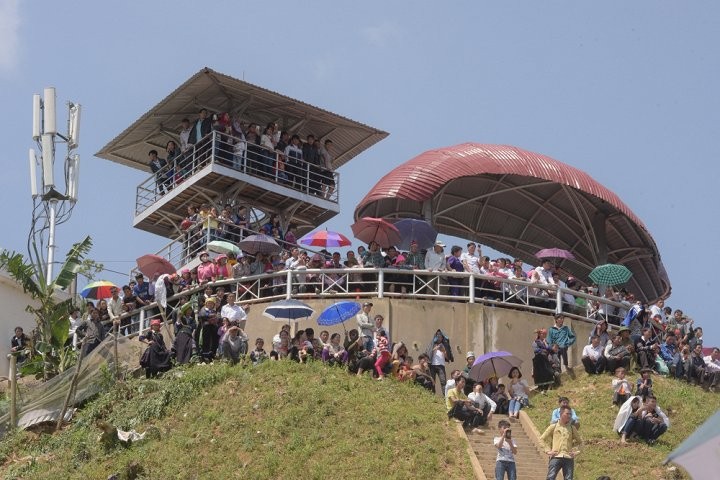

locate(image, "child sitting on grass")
(636, 368), (653, 400)
(612, 367), (632, 406)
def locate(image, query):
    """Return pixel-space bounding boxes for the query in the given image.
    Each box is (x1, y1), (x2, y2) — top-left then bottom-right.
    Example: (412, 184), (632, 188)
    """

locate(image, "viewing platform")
(131, 131), (342, 238)
(96, 67), (388, 240)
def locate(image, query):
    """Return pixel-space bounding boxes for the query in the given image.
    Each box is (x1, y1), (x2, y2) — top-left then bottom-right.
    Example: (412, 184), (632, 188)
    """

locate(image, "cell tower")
(29, 87), (82, 284)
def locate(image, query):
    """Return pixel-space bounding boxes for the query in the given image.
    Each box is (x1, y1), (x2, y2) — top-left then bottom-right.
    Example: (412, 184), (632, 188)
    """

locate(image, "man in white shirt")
(461, 242), (481, 274)
(220, 293), (249, 329)
(649, 299), (666, 324)
(468, 383), (497, 426)
(356, 302), (374, 351)
(67, 308), (82, 349)
(703, 347), (720, 392)
(535, 260), (556, 285)
(581, 335), (607, 374)
(424, 241), (446, 296)
(179, 118), (192, 153)
(107, 287), (124, 325)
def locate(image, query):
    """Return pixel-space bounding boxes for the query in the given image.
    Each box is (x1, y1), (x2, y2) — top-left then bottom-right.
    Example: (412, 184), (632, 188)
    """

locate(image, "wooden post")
(8, 355), (17, 427)
(56, 338), (86, 432)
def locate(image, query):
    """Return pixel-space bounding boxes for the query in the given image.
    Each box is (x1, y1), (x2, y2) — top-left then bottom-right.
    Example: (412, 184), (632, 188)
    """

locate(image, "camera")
(505, 429), (512, 438)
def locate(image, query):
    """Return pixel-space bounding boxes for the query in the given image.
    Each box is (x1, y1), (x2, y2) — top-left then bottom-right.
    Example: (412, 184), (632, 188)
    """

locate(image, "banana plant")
(0, 236), (92, 380)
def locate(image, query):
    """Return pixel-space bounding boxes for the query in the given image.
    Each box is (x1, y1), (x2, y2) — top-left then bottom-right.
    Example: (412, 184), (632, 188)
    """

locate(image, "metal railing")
(118, 268), (630, 337)
(135, 131), (340, 216)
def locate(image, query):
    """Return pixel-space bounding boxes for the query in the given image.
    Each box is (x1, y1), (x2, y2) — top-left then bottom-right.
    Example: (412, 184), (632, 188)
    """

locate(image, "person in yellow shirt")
(446, 377), (484, 432)
(540, 405), (582, 480)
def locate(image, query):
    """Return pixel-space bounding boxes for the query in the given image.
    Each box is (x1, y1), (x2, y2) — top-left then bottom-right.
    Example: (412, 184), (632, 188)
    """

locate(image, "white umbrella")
(665, 410), (720, 479)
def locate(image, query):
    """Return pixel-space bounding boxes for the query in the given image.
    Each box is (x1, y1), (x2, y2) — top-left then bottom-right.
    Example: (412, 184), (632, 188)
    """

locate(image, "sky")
(1, 1), (718, 345)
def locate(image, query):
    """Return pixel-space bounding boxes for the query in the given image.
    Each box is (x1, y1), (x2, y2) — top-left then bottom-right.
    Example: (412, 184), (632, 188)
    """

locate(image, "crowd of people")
(147, 108), (336, 201)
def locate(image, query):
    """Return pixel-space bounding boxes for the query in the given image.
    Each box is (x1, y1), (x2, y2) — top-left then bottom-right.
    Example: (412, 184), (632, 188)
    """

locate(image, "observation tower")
(96, 67), (387, 267)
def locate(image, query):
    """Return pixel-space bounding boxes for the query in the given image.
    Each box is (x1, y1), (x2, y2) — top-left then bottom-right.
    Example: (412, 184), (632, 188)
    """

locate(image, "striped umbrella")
(299, 230), (352, 248)
(80, 280), (118, 300)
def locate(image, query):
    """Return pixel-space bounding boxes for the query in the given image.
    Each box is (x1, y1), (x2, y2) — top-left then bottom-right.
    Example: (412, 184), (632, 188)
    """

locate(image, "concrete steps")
(466, 414), (549, 480)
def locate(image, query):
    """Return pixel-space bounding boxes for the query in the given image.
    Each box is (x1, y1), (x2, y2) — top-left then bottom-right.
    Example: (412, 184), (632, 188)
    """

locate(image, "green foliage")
(0, 237), (93, 381)
(0, 362), (471, 479)
(525, 369), (715, 479)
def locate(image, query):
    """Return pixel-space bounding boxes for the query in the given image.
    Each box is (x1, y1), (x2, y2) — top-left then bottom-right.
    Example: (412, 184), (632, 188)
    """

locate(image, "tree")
(0, 236), (93, 380)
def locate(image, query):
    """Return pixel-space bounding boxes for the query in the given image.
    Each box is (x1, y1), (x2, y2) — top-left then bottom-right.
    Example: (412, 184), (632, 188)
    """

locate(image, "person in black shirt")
(10, 327), (31, 364)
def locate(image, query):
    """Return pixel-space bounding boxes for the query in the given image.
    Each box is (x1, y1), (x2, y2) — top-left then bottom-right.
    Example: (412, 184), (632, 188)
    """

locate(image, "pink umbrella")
(351, 217), (402, 248)
(535, 248), (575, 260)
(136, 254), (176, 278)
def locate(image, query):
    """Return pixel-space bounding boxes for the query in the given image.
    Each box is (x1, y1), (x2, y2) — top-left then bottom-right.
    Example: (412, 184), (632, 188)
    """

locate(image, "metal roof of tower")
(96, 67), (388, 172)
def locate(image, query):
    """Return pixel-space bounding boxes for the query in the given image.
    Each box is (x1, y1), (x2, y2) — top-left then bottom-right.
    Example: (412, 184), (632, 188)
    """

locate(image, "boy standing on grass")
(494, 419), (517, 480)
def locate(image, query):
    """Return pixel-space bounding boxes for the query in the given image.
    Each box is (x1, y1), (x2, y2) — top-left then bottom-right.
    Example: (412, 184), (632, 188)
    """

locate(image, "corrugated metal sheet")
(96, 67), (388, 172)
(355, 143), (670, 302)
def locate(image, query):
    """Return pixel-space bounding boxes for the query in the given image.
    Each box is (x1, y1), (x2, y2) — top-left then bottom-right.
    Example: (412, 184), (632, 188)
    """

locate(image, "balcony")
(133, 131), (341, 238)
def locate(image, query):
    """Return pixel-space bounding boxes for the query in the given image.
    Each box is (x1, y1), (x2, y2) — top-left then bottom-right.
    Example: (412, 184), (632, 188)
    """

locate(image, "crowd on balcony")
(147, 108), (336, 201)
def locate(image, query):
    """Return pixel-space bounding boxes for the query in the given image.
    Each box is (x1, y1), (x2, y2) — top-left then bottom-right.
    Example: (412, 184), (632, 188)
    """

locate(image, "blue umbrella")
(393, 218), (437, 250)
(468, 351), (523, 382)
(262, 299), (314, 322)
(317, 301), (361, 331)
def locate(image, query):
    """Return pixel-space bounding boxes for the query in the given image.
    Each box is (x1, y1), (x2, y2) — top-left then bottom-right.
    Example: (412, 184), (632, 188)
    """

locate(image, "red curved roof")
(359, 143), (645, 229)
(355, 143), (670, 301)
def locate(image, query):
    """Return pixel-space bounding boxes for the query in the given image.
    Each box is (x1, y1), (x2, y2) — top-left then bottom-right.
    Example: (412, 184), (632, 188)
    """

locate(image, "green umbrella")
(589, 263), (632, 286)
(207, 240), (241, 256)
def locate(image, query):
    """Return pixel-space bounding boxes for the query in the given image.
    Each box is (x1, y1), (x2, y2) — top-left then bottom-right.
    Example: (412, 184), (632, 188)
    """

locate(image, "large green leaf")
(0, 250), (43, 299)
(53, 236), (93, 291)
(47, 298), (74, 346)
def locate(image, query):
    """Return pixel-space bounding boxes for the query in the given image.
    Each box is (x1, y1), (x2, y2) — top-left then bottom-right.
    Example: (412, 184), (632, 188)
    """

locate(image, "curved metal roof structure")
(355, 143), (670, 301)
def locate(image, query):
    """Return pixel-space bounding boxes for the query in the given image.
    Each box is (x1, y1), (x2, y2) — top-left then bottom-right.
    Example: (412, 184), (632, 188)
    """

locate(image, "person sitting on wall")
(10, 326), (32, 364)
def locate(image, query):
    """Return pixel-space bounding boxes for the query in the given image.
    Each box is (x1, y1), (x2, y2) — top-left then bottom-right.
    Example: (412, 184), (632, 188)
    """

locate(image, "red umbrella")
(136, 254), (176, 278)
(351, 217), (402, 248)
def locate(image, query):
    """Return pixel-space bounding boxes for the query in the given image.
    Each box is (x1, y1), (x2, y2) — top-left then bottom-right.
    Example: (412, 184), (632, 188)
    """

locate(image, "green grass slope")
(525, 369), (720, 480)
(0, 362), (471, 480)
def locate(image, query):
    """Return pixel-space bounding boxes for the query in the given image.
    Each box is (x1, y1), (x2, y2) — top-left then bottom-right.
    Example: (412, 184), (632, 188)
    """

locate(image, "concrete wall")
(243, 298), (595, 385)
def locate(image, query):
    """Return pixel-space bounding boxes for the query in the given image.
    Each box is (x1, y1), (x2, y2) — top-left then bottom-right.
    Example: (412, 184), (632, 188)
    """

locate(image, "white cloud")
(0, 0), (20, 72)
(360, 21), (400, 48)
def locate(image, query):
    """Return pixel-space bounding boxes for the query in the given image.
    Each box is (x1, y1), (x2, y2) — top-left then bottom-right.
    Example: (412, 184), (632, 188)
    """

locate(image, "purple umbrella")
(535, 248), (575, 260)
(468, 351), (523, 382)
(393, 218), (438, 250)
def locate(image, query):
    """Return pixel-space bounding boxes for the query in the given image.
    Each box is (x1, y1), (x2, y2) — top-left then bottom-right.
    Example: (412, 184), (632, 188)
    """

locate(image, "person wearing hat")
(215, 254), (231, 280)
(423, 240), (446, 296)
(197, 251), (217, 283)
(139, 318), (171, 378)
(462, 351), (477, 395)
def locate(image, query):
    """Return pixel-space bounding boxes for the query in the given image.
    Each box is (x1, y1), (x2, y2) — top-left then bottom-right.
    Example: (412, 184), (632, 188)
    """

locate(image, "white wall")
(0, 270), (43, 374)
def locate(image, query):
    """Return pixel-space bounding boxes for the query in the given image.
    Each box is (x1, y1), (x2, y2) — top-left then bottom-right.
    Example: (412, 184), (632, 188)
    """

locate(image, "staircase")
(466, 413), (549, 480)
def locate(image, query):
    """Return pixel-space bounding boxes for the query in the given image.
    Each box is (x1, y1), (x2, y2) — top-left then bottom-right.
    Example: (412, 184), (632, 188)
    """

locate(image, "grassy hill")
(525, 369), (719, 480)
(0, 362), (471, 479)
(1, 361), (717, 480)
